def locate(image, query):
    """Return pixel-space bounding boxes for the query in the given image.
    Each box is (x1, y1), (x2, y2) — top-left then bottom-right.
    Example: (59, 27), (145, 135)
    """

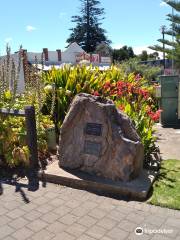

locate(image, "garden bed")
(1, 50), (161, 179)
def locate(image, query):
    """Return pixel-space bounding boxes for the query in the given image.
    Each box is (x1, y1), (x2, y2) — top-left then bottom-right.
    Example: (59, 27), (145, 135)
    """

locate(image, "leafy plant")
(0, 44), (160, 168)
(100, 74), (160, 166)
(0, 47), (54, 168)
(120, 58), (161, 82)
(43, 66), (160, 165)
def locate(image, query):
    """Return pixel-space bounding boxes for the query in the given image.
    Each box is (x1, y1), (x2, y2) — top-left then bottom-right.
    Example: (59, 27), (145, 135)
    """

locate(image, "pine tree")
(66, 0), (111, 53)
(150, 0), (180, 68)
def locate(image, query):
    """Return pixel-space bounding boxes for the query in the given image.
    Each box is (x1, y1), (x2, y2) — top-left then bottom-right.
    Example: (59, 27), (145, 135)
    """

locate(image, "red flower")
(93, 91), (100, 96)
(103, 81), (111, 90)
(117, 90), (123, 97)
(117, 81), (125, 90)
(110, 89), (117, 95)
(147, 109), (162, 122)
(127, 83), (133, 93)
(146, 106), (152, 114)
(138, 88), (149, 99)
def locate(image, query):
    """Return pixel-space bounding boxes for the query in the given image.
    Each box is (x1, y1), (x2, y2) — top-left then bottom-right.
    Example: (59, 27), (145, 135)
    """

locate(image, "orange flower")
(118, 104), (125, 111)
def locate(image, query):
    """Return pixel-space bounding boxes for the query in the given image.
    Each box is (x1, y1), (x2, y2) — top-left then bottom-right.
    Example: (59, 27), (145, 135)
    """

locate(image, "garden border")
(0, 106), (39, 189)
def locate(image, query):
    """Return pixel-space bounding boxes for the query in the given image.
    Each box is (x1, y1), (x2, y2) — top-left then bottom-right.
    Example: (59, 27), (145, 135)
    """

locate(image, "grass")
(148, 159), (180, 210)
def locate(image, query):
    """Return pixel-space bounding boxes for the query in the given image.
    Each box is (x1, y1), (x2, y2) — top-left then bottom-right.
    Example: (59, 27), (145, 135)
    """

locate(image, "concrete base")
(38, 161), (157, 200)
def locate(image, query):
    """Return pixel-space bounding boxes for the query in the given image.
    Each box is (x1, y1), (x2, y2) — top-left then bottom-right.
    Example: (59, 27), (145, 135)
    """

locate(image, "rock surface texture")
(59, 93), (144, 181)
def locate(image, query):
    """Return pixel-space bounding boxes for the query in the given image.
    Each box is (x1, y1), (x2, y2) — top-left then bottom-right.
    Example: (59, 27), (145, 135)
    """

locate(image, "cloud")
(112, 43), (153, 54)
(131, 45), (163, 58)
(59, 12), (67, 19)
(133, 46), (154, 55)
(112, 43), (124, 49)
(26, 25), (37, 32)
(160, 1), (168, 7)
(4, 37), (13, 43)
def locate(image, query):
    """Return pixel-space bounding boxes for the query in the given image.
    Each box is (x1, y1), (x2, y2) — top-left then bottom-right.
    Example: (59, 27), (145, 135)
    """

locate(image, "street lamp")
(171, 5), (175, 74)
(160, 25), (166, 70)
(164, 0), (175, 74)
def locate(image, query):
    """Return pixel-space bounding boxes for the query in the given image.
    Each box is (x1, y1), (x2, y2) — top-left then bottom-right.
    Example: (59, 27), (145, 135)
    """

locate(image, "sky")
(0, 0), (172, 55)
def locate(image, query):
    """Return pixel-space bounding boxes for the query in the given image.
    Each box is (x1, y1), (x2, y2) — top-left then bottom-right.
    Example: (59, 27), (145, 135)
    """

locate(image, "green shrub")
(43, 66), (160, 164)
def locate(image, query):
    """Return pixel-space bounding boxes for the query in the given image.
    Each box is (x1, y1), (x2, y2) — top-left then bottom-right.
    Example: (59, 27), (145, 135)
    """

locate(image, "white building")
(27, 42), (84, 66)
(0, 42), (111, 93)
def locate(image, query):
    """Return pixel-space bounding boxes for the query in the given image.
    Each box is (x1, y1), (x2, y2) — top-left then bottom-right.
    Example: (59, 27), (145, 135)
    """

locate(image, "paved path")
(155, 124), (180, 160)
(0, 180), (179, 240)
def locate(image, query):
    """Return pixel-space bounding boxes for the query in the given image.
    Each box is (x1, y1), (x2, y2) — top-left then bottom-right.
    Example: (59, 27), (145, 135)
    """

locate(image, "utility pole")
(160, 25), (166, 71)
(86, 0), (90, 52)
(165, 0), (175, 74)
(172, 6), (174, 74)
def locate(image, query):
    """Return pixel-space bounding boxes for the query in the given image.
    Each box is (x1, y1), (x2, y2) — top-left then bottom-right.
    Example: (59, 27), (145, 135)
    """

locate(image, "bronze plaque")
(85, 123), (102, 136)
(84, 140), (101, 157)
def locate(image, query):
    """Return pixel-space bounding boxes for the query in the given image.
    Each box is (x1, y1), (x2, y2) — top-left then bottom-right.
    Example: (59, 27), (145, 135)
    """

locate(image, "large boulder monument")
(59, 93), (144, 182)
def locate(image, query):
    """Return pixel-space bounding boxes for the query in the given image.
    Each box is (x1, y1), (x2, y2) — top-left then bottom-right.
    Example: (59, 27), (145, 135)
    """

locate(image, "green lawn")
(148, 159), (180, 210)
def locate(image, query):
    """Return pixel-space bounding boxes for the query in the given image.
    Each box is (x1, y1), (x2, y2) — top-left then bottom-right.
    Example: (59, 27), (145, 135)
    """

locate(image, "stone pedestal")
(59, 93), (144, 181)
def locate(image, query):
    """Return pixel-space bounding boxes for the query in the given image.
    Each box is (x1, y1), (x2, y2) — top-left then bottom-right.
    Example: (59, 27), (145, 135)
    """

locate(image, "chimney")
(56, 49), (61, 61)
(99, 53), (101, 63)
(43, 48), (48, 61)
(22, 49), (27, 62)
